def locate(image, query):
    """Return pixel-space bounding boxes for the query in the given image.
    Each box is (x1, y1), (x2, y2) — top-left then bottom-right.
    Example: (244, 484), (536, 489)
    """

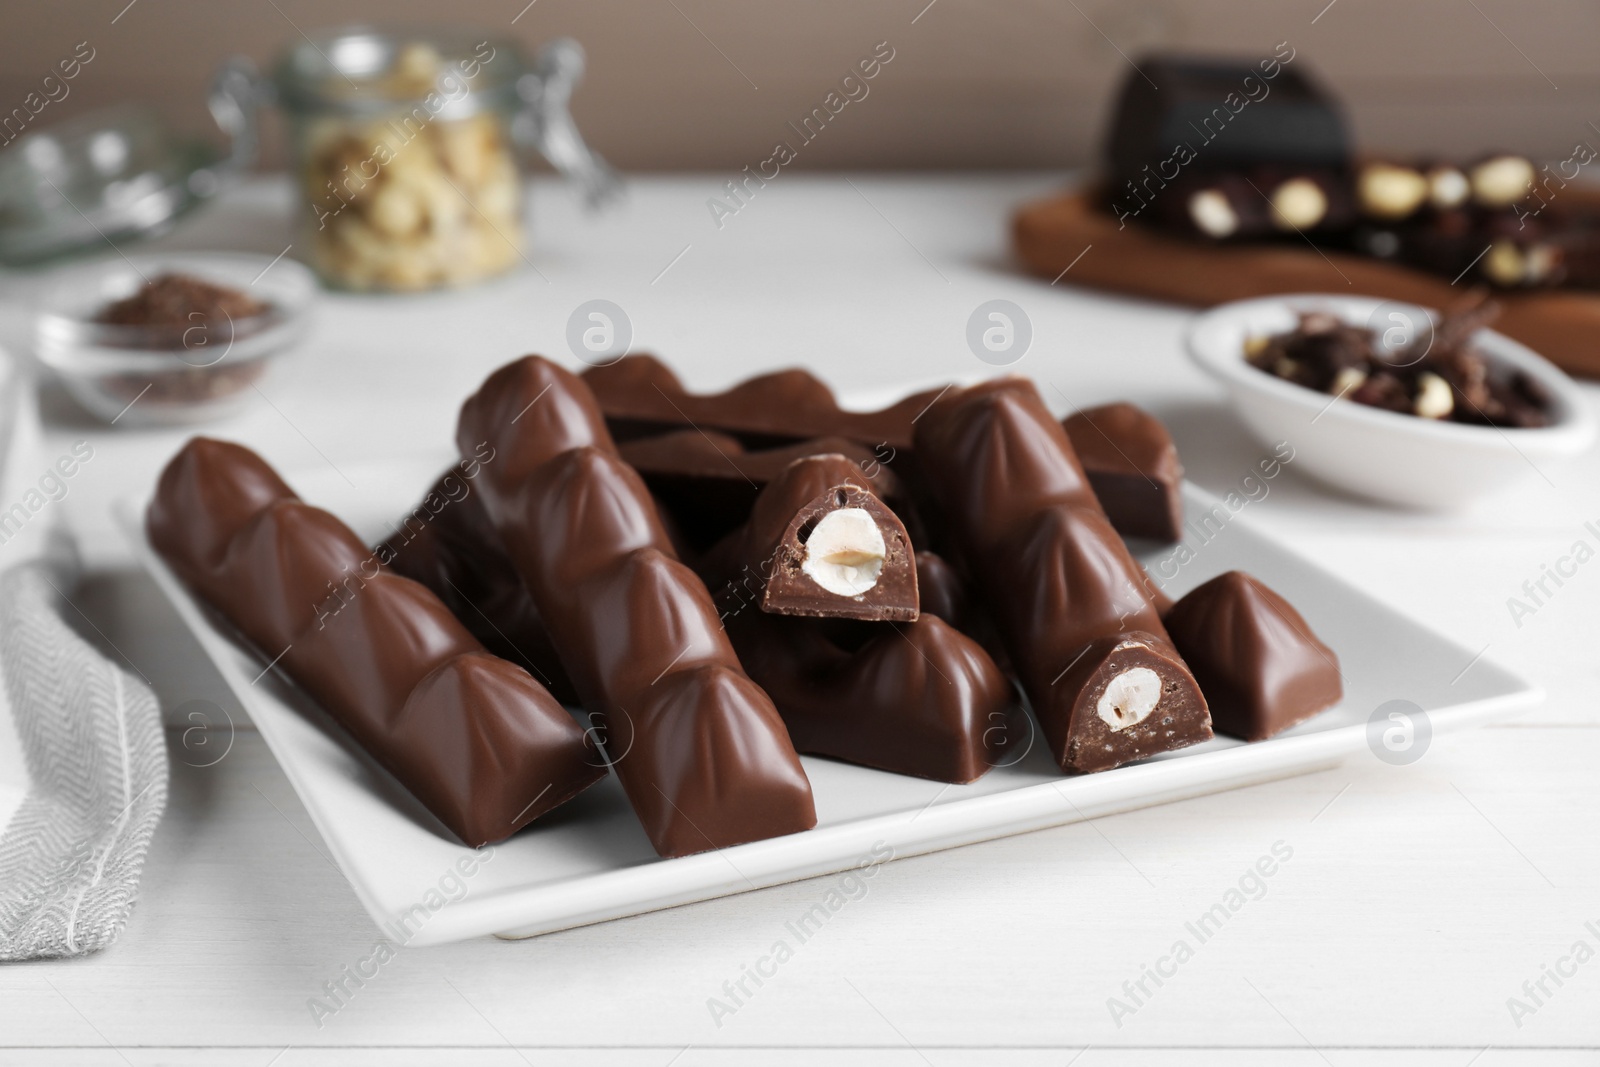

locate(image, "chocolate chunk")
(380, 467), (577, 704)
(617, 430), (905, 551)
(914, 379), (1211, 773)
(1062, 402), (1184, 543)
(147, 438), (603, 846)
(581, 354), (945, 452)
(457, 356), (816, 857)
(735, 454), (918, 621)
(1163, 571), (1342, 741)
(1049, 631), (1213, 773)
(1105, 55), (1349, 191)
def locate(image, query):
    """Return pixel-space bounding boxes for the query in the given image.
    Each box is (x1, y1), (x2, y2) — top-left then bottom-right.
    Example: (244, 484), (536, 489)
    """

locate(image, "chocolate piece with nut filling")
(737, 453), (918, 621)
(581, 354), (946, 452)
(914, 378), (1211, 774)
(1163, 571), (1342, 741)
(1062, 402), (1184, 543)
(457, 356), (816, 857)
(147, 438), (604, 846)
(617, 430), (906, 552)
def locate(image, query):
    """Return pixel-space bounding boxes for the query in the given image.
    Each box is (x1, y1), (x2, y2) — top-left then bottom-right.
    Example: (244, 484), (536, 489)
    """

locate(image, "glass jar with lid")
(259, 27), (617, 292)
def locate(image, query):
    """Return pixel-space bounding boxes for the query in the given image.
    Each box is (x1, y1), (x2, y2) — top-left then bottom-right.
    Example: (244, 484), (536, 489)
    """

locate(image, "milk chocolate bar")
(146, 438), (603, 846)
(457, 356), (816, 857)
(379, 466), (576, 704)
(914, 379), (1211, 773)
(1062, 402), (1184, 543)
(1163, 571), (1342, 741)
(723, 607), (1013, 783)
(735, 453), (918, 621)
(617, 430), (905, 552)
(581, 354), (945, 452)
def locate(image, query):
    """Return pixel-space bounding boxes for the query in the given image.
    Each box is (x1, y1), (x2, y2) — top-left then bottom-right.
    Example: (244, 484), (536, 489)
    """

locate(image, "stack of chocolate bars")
(148, 356), (1344, 856)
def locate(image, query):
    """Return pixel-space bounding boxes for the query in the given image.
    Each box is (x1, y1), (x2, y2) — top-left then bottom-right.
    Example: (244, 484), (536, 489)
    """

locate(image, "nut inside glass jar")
(281, 34), (526, 292)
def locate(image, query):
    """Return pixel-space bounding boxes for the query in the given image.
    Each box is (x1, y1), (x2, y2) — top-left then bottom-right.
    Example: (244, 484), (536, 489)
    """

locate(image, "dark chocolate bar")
(735, 453), (918, 621)
(617, 430), (905, 552)
(456, 356), (816, 857)
(914, 379), (1212, 773)
(581, 354), (945, 452)
(147, 438), (604, 846)
(1147, 168), (1355, 240)
(1162, 571), (1342, 741)
(1061, 402), (1184, 543)
(379, 466), (577, 704)
(1105, 53), (1349, 196)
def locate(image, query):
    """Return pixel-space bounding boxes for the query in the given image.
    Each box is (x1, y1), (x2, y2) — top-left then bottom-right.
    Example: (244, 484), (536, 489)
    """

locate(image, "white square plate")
(115, 451), (1542, 946)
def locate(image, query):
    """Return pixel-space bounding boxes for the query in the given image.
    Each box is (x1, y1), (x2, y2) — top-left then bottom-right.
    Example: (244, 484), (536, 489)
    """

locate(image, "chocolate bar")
(914, 379), (1212, 773)
(1105, 53), (1349, 196)
(722, 606), (1014, 783)
(1062, 403), (1184, 543)
(617, 430), (905, 552)
(732, 453), (918, 621)
(379, 466), (577, 704)
(581, 354), (945, 452)
(456, 356), (816, 857)
(146, 438), (603, 846)
(1163, 571), (1342, 741)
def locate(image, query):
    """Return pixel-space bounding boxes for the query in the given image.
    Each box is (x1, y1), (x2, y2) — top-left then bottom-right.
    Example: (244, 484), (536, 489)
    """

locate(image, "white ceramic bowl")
(1184, 293), (1596, 509)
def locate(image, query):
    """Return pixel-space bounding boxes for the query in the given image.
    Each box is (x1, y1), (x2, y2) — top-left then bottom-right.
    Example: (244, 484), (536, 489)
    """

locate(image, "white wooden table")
(3, 175), (1598, 1065)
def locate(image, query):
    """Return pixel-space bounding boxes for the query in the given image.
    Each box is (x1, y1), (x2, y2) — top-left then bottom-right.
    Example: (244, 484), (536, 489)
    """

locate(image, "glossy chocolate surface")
(147, 438), (603, 846)
(617, 430), (904, 551)
(1163, 570), (1343, 741)
(914, 378), (1211, 773)
(380, 467), (577, 703)
(582, 354), (945, 452)
(1062, 402), (1184, 543)
(726, 608), (1014, 783)
(742, 454), (917, 621)
(457, 356), (816, 857)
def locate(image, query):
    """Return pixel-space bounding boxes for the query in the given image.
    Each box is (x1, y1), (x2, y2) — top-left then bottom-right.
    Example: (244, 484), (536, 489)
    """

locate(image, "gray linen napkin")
(0, 552), (169, 960)
(0, 351), (168, 960)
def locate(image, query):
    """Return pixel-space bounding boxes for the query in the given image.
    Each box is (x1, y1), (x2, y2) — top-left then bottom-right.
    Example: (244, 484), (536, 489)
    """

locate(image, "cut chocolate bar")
(740, 454), (917, 621)
(617, 430), (905, 551)
(1162, 570), (1342, 741)
(1062, 402), (1184, 543)
(914, 378), (1212, 773)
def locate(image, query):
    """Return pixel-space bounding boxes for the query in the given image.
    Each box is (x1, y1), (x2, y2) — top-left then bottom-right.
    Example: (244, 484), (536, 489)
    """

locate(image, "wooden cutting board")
(1013, 190), (1600, 379)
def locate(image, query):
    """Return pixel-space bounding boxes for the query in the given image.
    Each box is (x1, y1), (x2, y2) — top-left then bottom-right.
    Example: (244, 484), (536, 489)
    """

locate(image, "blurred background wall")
(3, 0), (1595, 172)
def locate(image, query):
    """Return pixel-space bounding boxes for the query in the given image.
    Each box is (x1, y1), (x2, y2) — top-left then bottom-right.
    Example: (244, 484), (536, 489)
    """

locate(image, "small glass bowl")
(34, 251), (315, 427)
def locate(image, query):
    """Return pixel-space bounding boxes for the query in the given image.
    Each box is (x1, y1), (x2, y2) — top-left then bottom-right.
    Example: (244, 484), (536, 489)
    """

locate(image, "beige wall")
(3, 0), (1597, 173)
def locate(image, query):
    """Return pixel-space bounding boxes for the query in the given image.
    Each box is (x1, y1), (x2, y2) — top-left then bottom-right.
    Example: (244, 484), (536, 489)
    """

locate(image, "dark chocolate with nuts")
(1245, 296), (1551, 427)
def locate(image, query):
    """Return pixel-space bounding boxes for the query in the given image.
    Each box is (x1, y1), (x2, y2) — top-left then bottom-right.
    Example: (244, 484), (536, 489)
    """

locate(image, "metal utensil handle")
(191, 56), (266, 199)
(514, 38), (622, 209)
